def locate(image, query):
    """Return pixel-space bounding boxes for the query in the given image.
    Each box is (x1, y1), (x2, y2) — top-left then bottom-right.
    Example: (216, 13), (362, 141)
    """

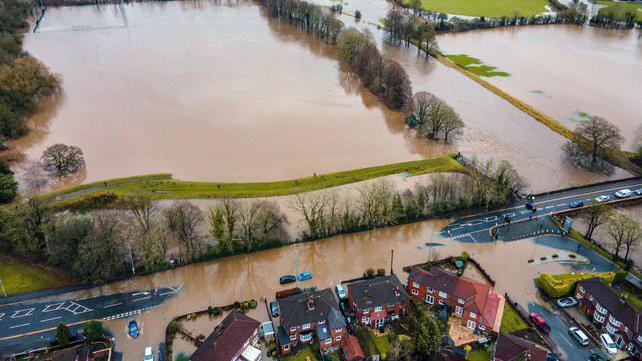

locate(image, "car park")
(600, 333), (618, 355)
(335, 284), (347, 300)
(279, 275), (296, 284)
(595, 195), (610, 203)
(270, 301), (279, 317)
(568, 326), (589, 346)
(615, 189), (633, 198)
(569, 200), (584, 208)
(556, 296), (578, 308)
(529, 312), (551, 333)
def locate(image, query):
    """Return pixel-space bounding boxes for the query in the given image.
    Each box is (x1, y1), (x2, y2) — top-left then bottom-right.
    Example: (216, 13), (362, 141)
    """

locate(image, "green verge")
(0, 254), (76, 296)
(445, 54), (509, 77)
(42, 155), (462, 207)
(467, 349), (492, 361)
(597, 1), (642, 21)
(405, 0), (548, 17)
(283, 348), (319, 361)
(500, 302), (529, 334)
(623, 291), (642, 311)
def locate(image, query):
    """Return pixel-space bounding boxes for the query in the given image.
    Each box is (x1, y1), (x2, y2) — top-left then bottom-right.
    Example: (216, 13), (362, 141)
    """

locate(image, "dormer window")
(458, 299), (465, 305)
(307, 299), (315, 311)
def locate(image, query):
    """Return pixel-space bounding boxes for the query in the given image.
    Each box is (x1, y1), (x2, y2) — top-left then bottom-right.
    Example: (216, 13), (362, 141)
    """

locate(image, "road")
(443, 177), (642, 242)
(0, 286), (180, 352)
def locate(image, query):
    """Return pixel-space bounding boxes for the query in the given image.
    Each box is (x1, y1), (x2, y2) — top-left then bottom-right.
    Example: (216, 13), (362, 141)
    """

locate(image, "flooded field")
(437, 25), (642, 151)
(17, 2), (438, 184)
(51, 219), (612, 360)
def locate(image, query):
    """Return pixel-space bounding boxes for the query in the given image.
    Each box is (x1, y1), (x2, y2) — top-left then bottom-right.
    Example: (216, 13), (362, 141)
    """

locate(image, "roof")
(410, 266), (491, 314)
(494, 333), (549, 361)
(347, 275), (410, 310)
(342, 334), (365, 361)
(278, 288), (346, 331)
(578, 278), (642, 334)
(278, 325), (291, 346)
(241, 345), (261, 361)
(190, 310), (260, 361)
(482, 292), (505, 333)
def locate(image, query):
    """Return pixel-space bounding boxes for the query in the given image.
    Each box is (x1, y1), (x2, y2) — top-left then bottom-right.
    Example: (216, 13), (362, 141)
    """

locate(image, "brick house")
(492, 333), (549, 361)
(407, 266), (504, 333)
(575, 278), (642, 356)
(346, 275), (410, 329)
(190, 310), (261, 361)
(277, 288), (347, 355)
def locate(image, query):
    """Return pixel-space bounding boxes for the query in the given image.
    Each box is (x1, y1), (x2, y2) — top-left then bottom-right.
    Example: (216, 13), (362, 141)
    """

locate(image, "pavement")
(442, 178), (642, 243)
(0, 286), (181, 357)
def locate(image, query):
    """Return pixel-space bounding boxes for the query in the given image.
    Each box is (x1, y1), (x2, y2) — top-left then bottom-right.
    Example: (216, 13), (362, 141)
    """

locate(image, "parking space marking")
(41, 316), (62, 323)
(104, 302), (123, 309)
(11, 308), (35, 318)
(42, 302), (66, 313)
(133, 296), (151, 302)
(65, 301), (92, 315)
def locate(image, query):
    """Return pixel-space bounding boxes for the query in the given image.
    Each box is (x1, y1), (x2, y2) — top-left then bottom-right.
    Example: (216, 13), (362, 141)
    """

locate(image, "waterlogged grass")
(43, 156), (462, 206)
(446, 54), (509, 77)
(597, 1), (642, 20)
(406, 0), (548, 18)
(0, 254), (76, 296)
(500, 302), (529, 334)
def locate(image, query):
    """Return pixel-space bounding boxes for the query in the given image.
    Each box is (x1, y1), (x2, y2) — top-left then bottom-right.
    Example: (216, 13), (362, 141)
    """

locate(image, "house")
(346, 275), (410, 328)
(277, 288), (347, 354)
(190, 310), (261, 361)
(492, 333), (549, 361)
(575, 278), (642, 355)
(407, 266), (504, 333)
(341, 334), (365, 361)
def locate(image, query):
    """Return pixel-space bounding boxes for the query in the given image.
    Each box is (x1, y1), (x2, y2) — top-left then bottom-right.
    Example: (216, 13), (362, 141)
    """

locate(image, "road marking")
(43, 302), (66, 313)
(132, 296), (151, 302)
(65, 301), (92, 315)
(0, 313), (4, 321)
(40, 316), (62, 323)
(468, 234), (476, 243)
(12, 308), (35, 318)
(104, 302), (123, 309)
(10, 323), (30, 329)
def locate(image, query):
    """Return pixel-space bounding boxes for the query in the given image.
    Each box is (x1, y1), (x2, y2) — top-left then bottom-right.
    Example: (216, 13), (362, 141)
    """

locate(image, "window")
(594, 312), (606, 323)
(362, 316), (370, 324)
(325, 339), (332, 345)
(609, 315), (622, 327)
(455, 306), (463, 316)
(458, 299), (465, 305)
(427, 286), (433, 293)
(284, 344), (290, 351)
(412, 289), (419, 296)
(589, 295), (594, 302)
(290, 327), (297, 333)
(375, 306), (383, 312)
(302, 323), (311, 330)
(412, 281), (419, 288)
(470, 312), (477, 319)
(579, 285), (585, 293)
(300, 333), (313, 342)
(438, 300), (445, 305)
(336, 335), (342, 342)
(426, 295), (435, 304)
(479, 324), (486, 331)
(290, 335), (296, 341)
(606, 322), (617, 335)
(318, 320), (325, 325)
(576, 292), (583, 300)
(467, 320), (476, 330)
(363, 309), (370, 314)
(596, 303), (608, 315)
(439, 291), (448, 298)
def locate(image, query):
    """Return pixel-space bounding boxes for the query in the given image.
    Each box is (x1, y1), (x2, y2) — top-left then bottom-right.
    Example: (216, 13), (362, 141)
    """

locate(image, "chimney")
(307, 299), (315, 311)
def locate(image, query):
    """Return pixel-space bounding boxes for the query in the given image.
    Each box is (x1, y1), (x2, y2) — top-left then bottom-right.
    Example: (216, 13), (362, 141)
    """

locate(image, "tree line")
(580, 204), (641, 265)
(590, 3), (641, 29)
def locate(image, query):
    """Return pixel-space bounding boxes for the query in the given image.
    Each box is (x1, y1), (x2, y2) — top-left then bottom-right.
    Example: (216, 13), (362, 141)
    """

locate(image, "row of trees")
(591, 4), (641, 29)
(293, 164), (524, 240)
(406, 91), (463, 142)
(580, 204), (642, 263)
(259, 0), (344, 44)
(384, 10), (438, 60)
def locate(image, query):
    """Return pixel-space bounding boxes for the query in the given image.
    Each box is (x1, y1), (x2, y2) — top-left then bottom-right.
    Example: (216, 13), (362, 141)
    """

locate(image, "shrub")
(569, 254), (576, 259)
(364, 268), (376, 278)
(377, 268), (386, 277)
(528, 259), (534, 263)
(540, 256), (547, 261)
(249, 299), (258, 309)
(355, 10), (362, 19)
(461, 251), (470, 261)
(552, 254), (559, 258)
(213, 307), (222, 316)
(537, 272), (615, 298)
(84, 320), (104, 343)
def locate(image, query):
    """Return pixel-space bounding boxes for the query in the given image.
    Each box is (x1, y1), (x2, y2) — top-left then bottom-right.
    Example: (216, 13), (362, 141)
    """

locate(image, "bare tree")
(580, 204), (612, 241)
(564, 116), (623, 172)
(623, 219), (641, 262)
(41, 143), (85, 178)
(22, 160), (48, 192)
(608, 213), (635, 259)
(164, 201), (204, 260)
(441, 108), (464, 142)
(291, 193), (330, 239)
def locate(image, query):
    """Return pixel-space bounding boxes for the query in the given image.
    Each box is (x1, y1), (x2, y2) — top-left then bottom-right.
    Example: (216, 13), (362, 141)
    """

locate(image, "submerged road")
(442, 178), (642, 243)
(0, 286), (181, 342)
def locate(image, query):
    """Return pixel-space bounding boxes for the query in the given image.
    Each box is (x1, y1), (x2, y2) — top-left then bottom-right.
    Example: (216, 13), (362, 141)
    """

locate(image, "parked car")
(615, 189), (633, 198)
(298, 272), (313, 281)
(144, 347), (154, 361)
(595, 195), (610, 203)
(600, 333), (618, 355)
(525, 203), (537, 212)
(634, 189), (642, 196)
(270, 301), (279, 317)
(279, 275), (296, 285)
(529, 312), (551, 333)
(129, 320), (140, 338)
(568, 200), (584, 208)
(568, 326), (589, 346)
(556, 296), (578, 308)
(588, 353), (605, 361)
(335, 284), (347, 300)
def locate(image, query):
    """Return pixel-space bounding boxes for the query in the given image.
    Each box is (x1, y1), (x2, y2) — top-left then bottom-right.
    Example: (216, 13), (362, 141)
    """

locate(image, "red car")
(529, 312), (551, 333)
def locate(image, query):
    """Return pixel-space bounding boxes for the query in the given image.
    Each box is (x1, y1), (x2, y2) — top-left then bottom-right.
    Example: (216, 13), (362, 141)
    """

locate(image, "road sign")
(563, 216), (573, 234)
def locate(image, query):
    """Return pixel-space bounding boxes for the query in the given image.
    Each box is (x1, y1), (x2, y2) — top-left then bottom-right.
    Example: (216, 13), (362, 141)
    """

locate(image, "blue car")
(279, 275), (296, 285)
(128, 320), (140, 338)
(270, 301), (279, 317)
(569, 200), (584, 208)
(298, 272), (313, 281)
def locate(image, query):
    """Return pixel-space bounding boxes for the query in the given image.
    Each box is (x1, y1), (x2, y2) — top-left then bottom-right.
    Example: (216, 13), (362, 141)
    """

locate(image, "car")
(588, 352), (605, 361)
(298, 271), (313, 281)
(336, 284), (347, 300)
(595, 195), (610, 203)
(600, 333), (618, 355)
(525, 203), (537, 211)
(529, 312), (551, 333)
(615, 189), (633, 198)
(144, 347), (154, 361)
(569, 200), (584, 208)
(128, 320), (140, 338)
(568, 326), (589, 346)
(634, 189), (642, 196)
(279, 275), (296, 284)
(556, 296), (578, 308)
(270, 301), (279, 317)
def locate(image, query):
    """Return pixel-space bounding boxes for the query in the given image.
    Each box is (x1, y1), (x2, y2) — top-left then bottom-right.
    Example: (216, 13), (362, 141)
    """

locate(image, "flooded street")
(437, 25), (642, 151)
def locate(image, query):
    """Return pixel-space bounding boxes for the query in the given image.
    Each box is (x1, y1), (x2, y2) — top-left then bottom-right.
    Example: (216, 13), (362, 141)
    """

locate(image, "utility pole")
(128, 241), (136, 276)
(0, 278), (6, 298)
(390, 249), (394, 275)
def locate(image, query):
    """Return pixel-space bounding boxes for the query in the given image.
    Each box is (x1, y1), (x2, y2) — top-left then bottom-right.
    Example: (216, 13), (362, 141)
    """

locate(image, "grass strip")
(500, 302), (530, 334)
(0, 254), (76, 296)
(404, 0), (549, 18)
(445, 54), (509, 77)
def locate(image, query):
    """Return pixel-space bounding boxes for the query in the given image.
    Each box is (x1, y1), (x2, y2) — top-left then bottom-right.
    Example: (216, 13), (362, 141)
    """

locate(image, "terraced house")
(575, 278), (642, 355)
(407, 266), (504, 333)
(346, 275), (410, 328)
(277, 288), (347, 354)
(190, 310), (261, 361)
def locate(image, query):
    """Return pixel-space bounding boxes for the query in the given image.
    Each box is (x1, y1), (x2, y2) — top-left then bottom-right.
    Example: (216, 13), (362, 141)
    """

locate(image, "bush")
(377, 268), (386, 277)
(364, 268), (376, 278)
(168, 320), (179, 336)
(461, 251), (470, 261)
(537, 272), (615, 298)
(249, 299), (258, 309)
(84, 320), (104, 343)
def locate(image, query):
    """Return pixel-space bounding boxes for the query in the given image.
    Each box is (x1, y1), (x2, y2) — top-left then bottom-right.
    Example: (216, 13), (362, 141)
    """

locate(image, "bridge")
(442, 177), (642, 242)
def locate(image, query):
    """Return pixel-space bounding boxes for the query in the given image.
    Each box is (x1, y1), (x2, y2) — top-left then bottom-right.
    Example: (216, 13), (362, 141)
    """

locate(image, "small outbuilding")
(341, 334), (365, 361)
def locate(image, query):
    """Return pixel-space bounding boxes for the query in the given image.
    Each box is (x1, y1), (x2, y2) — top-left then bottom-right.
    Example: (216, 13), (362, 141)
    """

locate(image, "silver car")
(556, 296), (578, 308)
(569, 326), (589, 346)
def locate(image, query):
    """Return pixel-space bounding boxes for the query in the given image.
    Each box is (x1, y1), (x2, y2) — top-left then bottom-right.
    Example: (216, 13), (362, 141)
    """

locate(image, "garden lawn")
(0, 254), (76, 296)
(446, 55), (509, 77)
(355, 327), (394, 359)
(500, 303), (529, 334)
(597, 1), (642, 20)
(284, 348), (319, 361)
(467, 349), (492, 361)
(407, 0), (548, 17)
(624, 291), (642, 311)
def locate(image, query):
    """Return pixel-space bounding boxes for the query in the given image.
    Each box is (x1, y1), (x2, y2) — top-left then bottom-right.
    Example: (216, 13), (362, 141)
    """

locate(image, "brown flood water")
(437, 25), (642, 151)
(17, 1), (442, 184)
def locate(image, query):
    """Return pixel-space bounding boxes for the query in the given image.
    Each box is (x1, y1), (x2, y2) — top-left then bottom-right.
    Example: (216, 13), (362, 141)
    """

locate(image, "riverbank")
(0, 254), (77, 297)
(41, 155), (462, 208)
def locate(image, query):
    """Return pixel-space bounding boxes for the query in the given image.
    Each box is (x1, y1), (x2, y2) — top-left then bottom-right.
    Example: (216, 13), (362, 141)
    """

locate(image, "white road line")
(10, 323), (30, 329)
(132, 296), (151, 302)
(40, 316), (62, 323)
(43, 302), (65, 313)
(0, 313), (4, 321)
(159, 291), (173, 296)
(104, 302), (123, 309)
(468, 234), (476, 243)
(12, 308), (35, 318)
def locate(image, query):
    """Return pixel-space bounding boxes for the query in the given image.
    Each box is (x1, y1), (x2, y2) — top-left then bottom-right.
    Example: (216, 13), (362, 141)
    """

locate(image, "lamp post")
(0, 278), (7, 298)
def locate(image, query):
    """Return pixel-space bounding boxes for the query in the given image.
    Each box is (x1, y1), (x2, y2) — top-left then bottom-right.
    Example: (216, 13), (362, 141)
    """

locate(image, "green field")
(43, 156), (462, 207)
(406, 0), (549, 18)
(597, 1), (642, 20)
(467, 350), (492, 361)
(500, 302), (530, 334)
(445, 54), (509, 77)
(0, 254), (75, 296)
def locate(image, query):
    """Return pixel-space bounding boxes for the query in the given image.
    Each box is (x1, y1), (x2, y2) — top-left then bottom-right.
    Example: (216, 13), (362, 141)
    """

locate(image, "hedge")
(536, 272), (616, 298)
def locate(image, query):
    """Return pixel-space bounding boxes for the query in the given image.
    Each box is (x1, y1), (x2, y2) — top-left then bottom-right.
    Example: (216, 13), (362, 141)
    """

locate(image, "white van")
(600, 333), (618, 355)
(144, 347), (154, 361)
